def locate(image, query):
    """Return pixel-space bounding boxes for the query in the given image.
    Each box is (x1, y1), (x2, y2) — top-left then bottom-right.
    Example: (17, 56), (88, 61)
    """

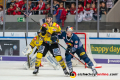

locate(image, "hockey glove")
(65, 47), (72, 55)
(51, 32), (58, 42)
(41, 26), (47, 36)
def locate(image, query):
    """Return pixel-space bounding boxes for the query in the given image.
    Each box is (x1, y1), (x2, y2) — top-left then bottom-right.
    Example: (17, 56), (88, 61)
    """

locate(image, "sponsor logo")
(70, 71), (77, 78)
(80, 52), (85, 56)
(91, 44), (120, 54)
(70, 72), (118, 78)
(75, 41), (78, 44)
(52, 29), (56, 31)
(13, 45), (17, 50)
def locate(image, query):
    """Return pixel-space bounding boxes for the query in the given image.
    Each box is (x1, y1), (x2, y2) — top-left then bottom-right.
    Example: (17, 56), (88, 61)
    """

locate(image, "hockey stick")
(57, 42), (91, 69)
(25, 32), (30, 68)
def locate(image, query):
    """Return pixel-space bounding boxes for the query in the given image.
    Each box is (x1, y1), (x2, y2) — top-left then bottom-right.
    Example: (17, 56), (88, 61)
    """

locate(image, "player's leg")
(65, 53), (73, 74)
(33, 48), (42, 66)
(50, 43), (69, 76)
(33, 43), (49, 74)
(76, 47), (98, 76)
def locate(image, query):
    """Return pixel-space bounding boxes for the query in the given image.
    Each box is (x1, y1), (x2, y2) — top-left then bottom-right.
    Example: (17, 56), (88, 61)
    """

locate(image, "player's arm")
(22, 38), (35, 56)
(72, 38), (79, 52)
(57, 31), (64, 39)
(66, 38), (79, 54)
(55, 23), (61, 33)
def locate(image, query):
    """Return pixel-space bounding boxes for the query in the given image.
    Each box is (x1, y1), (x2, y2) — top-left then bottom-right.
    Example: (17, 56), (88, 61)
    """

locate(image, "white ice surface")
(0, 61), (120, 80)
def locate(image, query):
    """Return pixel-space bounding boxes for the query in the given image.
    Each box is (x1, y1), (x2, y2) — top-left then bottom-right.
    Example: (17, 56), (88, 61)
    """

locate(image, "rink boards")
(0, 32), (120, 64)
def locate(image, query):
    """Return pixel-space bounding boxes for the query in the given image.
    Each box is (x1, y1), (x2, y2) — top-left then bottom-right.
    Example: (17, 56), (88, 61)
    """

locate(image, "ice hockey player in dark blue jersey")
(58, 26), (98, 76)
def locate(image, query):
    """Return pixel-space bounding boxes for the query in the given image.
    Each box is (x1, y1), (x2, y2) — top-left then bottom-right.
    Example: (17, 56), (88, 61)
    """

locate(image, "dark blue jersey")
(58, 31), (83, 52)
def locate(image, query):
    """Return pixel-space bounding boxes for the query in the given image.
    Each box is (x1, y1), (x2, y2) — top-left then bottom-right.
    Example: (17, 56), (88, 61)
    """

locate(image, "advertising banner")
(91, 44), (120, 55)
(0, 40), (20, 56)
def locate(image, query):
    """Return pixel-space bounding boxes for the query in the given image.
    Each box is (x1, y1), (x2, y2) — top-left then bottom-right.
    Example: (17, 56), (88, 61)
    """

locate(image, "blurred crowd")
(4, 0), (116, 15)
(0, 0), (118, 27)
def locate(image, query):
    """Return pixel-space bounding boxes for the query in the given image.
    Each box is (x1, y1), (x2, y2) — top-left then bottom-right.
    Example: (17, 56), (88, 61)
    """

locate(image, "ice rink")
(0, 61), (120, 80)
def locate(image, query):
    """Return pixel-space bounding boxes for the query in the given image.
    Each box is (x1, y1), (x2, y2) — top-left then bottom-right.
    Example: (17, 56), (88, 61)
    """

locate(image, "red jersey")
(70, 8), (76, 15)
(85, 8), (90, 11)
(56, 7), (65, 15)
(7, 8), (14, 15)
(84, 0), (92, 6)
(13, 11), (21, 15)
(36, 2), (46, 10)
(43, 7), (50, 14)
(13, 2), (20, 10)
(78, 7), (84, 13)
(19, 0), (25, 9)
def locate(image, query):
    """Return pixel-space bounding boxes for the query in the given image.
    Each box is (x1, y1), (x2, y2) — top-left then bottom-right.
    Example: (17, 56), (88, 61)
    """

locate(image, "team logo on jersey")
(75, 41), (78, 44)
(71, 40), (73, 42)
(53, 29), (56, 31)
(74, 45), (78, 48)
(55, 24), (59, 28)
(34, 37), (37, 40)
(36, 42), (39, 44)
(63, 37), (65, 39)
(80, 52), (85, 56)
(66, 43), (73, 46)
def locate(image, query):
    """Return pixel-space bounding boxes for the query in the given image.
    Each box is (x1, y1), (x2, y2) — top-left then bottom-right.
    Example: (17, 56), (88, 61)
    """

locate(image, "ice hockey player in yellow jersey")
(22, 30), (43, 69)
(33, 13), (69, 76)
(30, 30), (43, 51)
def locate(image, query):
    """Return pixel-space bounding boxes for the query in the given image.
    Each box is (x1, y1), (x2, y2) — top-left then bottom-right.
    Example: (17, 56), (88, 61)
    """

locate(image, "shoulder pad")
(42, 23), (47, 27)
(55, 23), (59, 28)
(34, 36), (37, 40)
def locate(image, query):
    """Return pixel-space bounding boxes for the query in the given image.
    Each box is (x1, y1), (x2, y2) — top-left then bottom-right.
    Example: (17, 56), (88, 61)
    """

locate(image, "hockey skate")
(33, 68), (39, 74)
(63, 69), (69, 76)
(92, 69), (98, 76)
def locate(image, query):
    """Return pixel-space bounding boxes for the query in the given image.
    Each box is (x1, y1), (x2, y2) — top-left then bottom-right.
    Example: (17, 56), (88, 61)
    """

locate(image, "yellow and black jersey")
(40, 22), (61, 42)
(30, 35), (43, 49)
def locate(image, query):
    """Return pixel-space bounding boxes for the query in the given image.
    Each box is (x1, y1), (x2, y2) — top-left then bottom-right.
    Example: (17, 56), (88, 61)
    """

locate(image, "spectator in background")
(84, 0), (92, 8)
(78, 3), (84, 14)
(91, 3), (97, 13)
(92, 4), (102, 21)
(57, 1), (60, 5)
(21, 0), (27, 11)
(106, 0), (113, 12)
(70, 3), (76, 15)
(0, 6), (3, 30)
(24, 5), (32, 18)
(13, 0), (21, 10)
(84, 3), (91, 11)
(29, 0), (36, 14)
(54, 2), (66, 27)
(6, 0), (13, 9)
(78, 0), (84, 7)
(19, 0), (26, 9)
(9, 0), (16, 7)
(46, 0), (50, 4)
(65, 5), (70, 15)
(13, 7), (21, 15)
(43, 4), (50, 14)
(35, 0), (46, 15)
(7, 5), (14, 15)
(100, 2), (107, 15)
(53, 0), (59, 14)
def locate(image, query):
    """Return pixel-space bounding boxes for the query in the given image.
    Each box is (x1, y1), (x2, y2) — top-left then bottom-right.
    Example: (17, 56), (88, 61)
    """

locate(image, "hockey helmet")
(66, 26), (73, 32)
(46, 13), (53, 18)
